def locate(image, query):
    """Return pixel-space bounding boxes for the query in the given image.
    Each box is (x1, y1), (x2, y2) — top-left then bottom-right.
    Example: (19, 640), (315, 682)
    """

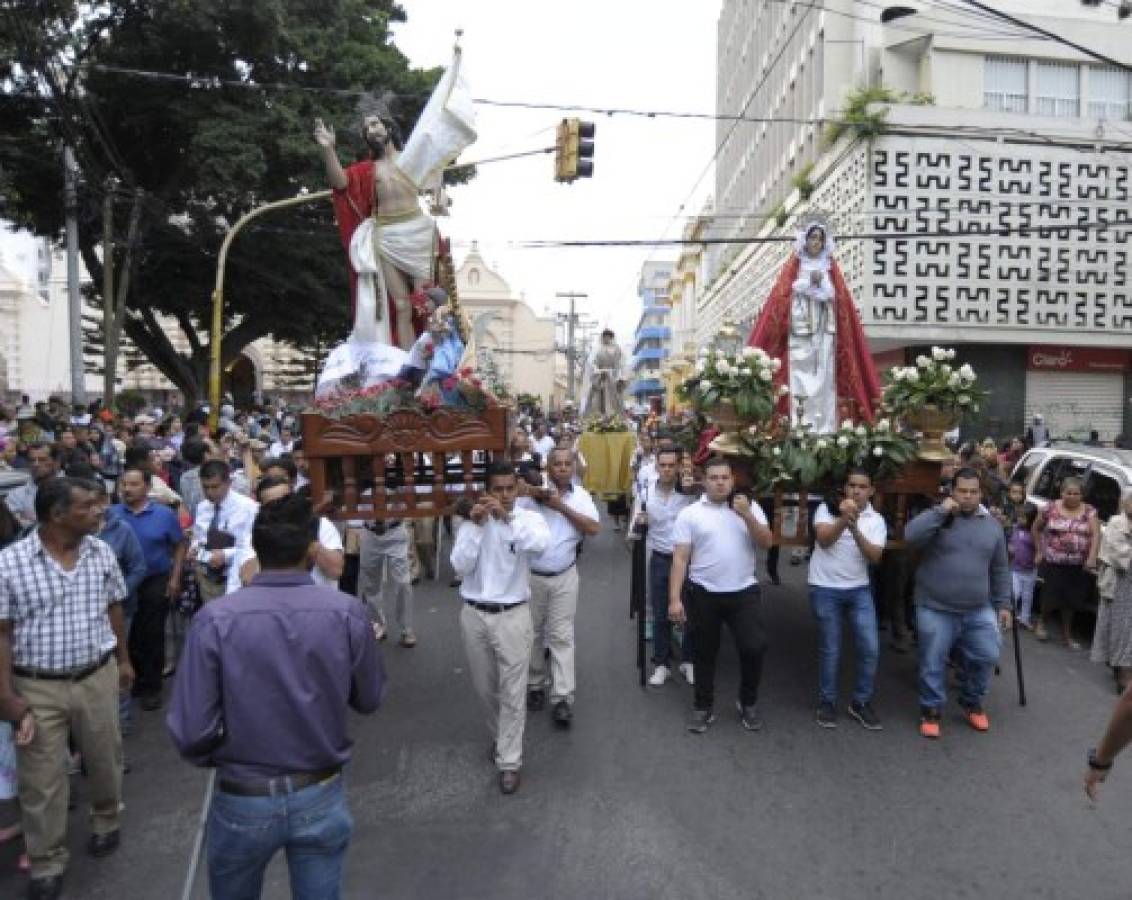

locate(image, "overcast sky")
(394, 0), (723, 343)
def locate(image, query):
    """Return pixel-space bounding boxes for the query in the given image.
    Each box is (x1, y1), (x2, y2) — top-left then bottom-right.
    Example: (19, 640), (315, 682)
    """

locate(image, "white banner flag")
(396, 47), (477, 191)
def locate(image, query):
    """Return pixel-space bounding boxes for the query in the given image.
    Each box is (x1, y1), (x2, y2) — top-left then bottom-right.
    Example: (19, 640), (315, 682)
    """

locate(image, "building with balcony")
(698, 0), (1132, 441)
(629, 261), (675, 408)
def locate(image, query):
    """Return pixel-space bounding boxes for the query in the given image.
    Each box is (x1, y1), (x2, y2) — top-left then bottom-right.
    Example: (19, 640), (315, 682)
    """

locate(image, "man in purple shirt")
(167, 493), (384, 900)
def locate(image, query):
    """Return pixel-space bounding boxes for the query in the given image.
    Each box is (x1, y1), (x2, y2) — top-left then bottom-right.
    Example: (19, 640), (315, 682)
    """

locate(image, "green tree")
(0, 0), (442, 408)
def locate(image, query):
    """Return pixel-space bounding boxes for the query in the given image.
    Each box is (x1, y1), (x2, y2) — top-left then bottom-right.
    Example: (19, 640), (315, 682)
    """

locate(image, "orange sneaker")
(919, 710), (941, 739)
(964, 707), (990, 732)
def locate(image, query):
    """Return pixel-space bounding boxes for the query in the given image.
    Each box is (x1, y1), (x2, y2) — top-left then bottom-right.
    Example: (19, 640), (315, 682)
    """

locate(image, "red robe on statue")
(330, 159), (430, 346)
(746, 255), (881, 424)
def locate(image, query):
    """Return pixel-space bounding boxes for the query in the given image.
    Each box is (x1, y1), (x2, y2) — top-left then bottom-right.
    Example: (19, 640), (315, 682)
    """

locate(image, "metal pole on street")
(64, 146), (86, 406)
(556, 291), (587, 404)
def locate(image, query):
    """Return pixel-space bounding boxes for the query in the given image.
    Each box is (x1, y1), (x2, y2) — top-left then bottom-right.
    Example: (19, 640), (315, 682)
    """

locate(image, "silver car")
(1011, 443), (1132, 523)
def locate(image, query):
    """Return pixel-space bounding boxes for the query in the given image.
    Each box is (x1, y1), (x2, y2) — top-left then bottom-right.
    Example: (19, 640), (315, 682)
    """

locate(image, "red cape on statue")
(331, 159), (427, 347)
(746, 254), (881, 423)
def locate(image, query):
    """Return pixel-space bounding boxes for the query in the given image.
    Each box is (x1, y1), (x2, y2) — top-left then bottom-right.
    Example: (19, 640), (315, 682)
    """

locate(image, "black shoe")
(736, 700), (763, 731)
(815, 702), (838, 729)
(87, 829), (120, 858)
(140, 693), (162, 712)
(848, 700), (883, 731)
(552, 700), (572, 728)
(686, 708), (715, 734)
(27, 875), (64, 900)
(499, 770), (520, 795)
(526, 689), (546, 712)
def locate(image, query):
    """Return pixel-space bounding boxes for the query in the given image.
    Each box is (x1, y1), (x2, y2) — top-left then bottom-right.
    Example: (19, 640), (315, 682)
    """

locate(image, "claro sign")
(1028, 346), (1132, 373)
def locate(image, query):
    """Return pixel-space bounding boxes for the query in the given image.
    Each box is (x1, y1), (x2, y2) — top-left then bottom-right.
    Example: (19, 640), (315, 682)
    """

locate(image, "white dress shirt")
(532, 435), (556, 460)
(451, 508), (550, 606)
(672, 496), (767, 592)
(808, 502), (887, 589)
(516, 485), (599, 575)
(226, 517), (343, 593)
(192, 489), (258, 568)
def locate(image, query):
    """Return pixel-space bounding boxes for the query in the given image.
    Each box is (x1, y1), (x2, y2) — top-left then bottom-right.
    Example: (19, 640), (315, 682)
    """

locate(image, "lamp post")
(208, 190), (332, 431)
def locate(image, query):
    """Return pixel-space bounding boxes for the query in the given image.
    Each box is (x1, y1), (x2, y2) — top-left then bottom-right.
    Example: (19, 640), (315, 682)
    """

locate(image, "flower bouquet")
(679, 346), (788, 451)
(585, 414), (630, 434)
(881, 347), (987, 460)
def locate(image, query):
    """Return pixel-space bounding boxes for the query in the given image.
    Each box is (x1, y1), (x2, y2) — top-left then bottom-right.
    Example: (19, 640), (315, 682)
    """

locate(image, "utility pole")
(556, 291), (587, 403)
(101, 176), (118, 408)
(64, 146), (86, 406)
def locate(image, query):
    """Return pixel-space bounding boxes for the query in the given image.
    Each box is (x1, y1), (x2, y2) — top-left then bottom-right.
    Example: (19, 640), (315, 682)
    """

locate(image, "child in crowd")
(1009, 502), (1039, 629)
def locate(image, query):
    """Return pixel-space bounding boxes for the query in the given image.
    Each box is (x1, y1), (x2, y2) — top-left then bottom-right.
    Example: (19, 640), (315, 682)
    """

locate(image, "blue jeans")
(809, 585), (879, 706)
(208, 775), (353, 900)
(916, 605), (1002, 711)
(649, 552), (693, 666)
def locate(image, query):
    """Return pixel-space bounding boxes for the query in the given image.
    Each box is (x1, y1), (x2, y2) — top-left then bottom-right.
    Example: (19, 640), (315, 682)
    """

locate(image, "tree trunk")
(104, 188), (144, 410)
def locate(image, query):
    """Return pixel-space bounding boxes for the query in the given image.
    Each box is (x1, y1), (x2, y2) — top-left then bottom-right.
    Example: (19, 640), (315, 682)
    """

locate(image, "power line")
(518, 219), (1131, 249)
(960, 0), (1132, 72)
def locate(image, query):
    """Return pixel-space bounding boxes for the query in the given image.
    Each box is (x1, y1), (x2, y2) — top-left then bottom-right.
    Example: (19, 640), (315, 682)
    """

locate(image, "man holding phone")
(905, 467), (1012, 739)
(451, 463), (550, 794)
(668, 457), (773, 734)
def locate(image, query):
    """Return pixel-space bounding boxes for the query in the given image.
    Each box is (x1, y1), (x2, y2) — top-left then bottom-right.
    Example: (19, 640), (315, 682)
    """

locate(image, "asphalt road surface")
(2, 520), (1131, 899)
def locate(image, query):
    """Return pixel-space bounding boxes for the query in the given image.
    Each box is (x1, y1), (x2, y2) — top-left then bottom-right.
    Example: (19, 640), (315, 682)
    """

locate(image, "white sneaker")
(648, 665), (670, 687)
(679, 662), (694, 685)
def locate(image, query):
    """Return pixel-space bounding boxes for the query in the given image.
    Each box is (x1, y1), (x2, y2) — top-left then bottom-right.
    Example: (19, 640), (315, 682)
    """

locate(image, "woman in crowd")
(1092, 490), (1132, 694)
(1033, 476), (1100, 647)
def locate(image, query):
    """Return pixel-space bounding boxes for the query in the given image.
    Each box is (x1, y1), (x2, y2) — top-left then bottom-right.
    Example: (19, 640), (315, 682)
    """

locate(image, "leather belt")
(531, 562), (576, 578)
(465, 600), (527, 615)
(218, 766), (342, 797)
(14, 651), (113, 682)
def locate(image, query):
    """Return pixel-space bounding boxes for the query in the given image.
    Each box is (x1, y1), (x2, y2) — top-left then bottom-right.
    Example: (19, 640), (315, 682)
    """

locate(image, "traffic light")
(554, 118), (595, 183)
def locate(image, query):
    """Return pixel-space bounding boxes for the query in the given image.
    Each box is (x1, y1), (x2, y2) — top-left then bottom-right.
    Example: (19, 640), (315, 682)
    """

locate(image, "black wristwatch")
(1088, 748), (1114, 772)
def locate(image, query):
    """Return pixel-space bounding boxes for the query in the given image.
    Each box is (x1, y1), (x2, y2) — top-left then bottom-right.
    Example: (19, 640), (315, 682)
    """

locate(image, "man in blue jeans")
(167, 494), (384, 899)
(905, 467), (1012, 739)
(808, 468), (887, 730)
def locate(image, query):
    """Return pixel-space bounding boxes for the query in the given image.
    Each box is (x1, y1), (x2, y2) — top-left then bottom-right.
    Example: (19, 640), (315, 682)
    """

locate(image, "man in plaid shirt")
(0, 476), (134, 900)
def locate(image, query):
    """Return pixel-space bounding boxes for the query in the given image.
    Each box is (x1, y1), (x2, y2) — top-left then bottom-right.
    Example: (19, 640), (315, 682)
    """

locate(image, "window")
(984, 56), (1027, 113)
(1011, 451), (1043, 491)
(1036, 61), (1080, 118)
(1088, 66), (1131, 121)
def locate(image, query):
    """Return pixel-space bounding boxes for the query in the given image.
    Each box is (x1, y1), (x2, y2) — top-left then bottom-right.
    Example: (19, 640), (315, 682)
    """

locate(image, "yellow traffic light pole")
(208, 190), (332, 432)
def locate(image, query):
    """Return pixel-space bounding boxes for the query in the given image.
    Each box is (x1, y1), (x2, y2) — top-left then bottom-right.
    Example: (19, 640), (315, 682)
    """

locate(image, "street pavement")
(2, 518), (1132, 899)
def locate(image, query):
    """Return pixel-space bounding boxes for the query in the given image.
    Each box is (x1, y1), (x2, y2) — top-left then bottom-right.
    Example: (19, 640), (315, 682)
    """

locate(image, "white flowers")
(958, 395), (971, 406)
(699, 379), (712, 391)
(739, 366), (751, 377)
(855, 425), (867, 438)
(772, 447), (782, 457)
(758, 368), (772, 382)
(771, 358), (782, 372)
(778, 385), (790, 396)
(932, 347), (948, 362)
(958, 363), (975, 381)
(905, 370), (919, 383)
(841, 419), (854, 432)
(876, 418), (891, 432)
(948, 373), (961, 387)
(815, 438), (828, 450)
(836, 435), (850, 448)
(873, 446), (884, 457)
(916, 355), (931, 368)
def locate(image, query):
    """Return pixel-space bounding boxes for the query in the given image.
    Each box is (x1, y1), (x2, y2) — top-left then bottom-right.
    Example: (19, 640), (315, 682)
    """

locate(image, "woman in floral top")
(1033, 477), (1100, 648)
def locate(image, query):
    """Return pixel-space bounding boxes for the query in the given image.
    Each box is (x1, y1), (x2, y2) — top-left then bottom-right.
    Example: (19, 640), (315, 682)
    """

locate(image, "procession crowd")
(0, 397), (1130, 898)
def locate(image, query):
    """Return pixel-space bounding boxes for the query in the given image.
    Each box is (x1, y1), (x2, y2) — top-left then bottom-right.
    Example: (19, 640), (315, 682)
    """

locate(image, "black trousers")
(129, 574), (170, 698)
(687, 583), (767, 711)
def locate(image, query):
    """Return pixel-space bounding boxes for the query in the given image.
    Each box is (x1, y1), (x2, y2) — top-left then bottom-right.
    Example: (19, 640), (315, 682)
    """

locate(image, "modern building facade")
(699, 0), (1132, 441)
(630, 261), (674, 409)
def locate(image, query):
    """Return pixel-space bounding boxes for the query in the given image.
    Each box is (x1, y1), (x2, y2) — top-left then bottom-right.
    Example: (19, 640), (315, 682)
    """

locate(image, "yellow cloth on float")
(578, 432), (636, 499)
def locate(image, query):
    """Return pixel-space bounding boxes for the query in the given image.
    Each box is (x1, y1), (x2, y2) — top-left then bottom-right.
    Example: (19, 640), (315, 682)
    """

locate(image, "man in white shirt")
(809, 468), (887, 731)
(451, 462), (550, 795)
(531, 421), (556, 462)
(631, 447), (697, 687)
(517, 448), (601, 727)
(669, 457), (773, 734)
(192, 460), (258, 603)
(267, 426), (296, 459)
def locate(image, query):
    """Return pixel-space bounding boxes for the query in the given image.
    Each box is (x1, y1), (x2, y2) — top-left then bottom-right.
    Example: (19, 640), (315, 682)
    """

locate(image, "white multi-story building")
(0, 225), (315, 407)
(700, 0), (1132, 441)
